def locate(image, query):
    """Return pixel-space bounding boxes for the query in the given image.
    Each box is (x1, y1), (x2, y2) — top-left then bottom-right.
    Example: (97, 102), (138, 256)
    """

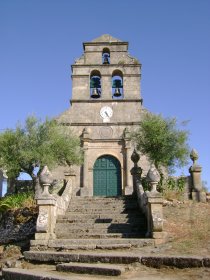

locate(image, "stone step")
(56, 216), (145, 224)
(56, 262), (125, 276)
(24, 251), (141, 264)
(55, 224), (146, 234)
(55, 229), (146, 236)
(55, 222), (146, 229)
(70, 195), (134, 201)
(58, 212), (144, 221)
(66, 208), (140, 214)
(56, 232), (146, 239)
(68, 200), (138, 206)
(67, 205), (138, 212)
(31, 238), (154, 249)
(2, 268), (81, 280)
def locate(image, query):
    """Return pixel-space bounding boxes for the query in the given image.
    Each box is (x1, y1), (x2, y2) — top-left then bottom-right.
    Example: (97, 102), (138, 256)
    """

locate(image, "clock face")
(100, 106), (113, 121)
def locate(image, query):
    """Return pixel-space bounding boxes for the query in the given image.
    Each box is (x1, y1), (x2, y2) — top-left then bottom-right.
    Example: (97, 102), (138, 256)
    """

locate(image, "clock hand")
(105, 112), (109, 117)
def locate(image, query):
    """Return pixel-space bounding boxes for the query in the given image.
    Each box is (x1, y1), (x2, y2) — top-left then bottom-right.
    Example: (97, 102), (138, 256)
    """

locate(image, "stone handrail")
(135, 179), (166, 245)
(35, 172), (75, 241)
(131, 150), (166, 245)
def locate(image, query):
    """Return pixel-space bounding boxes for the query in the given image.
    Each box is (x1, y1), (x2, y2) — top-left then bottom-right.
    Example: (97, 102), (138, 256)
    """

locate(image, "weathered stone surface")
(2, 268), (71, 280)
(96, 244), (131, 250)
(45, 238), (154, 250)
(0, 208), (37, 244)
(203, 257), (210, 267)
(24, 251), (79, 263)
(141, 256), (203, 268)
(78, 253), (140, 264)
(24, 251), (141, 264)
(56, 262), (125, 276)
(55, 35), (150, 197)
(54, 196), (147, 241)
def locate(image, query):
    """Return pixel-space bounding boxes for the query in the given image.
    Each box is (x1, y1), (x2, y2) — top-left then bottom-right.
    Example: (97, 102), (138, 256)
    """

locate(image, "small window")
(90, 70), (101, 99)
(102, 48), (110, 64)
(112, 70), (123, 99)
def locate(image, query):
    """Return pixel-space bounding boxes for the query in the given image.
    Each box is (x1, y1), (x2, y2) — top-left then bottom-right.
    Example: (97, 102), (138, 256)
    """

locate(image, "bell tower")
(71, 34), (141, 102)
(58, 34), (147, 197)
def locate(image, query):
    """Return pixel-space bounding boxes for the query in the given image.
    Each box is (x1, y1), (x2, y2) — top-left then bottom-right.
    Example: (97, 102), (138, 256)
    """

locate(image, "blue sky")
(0, 0), (210, 190)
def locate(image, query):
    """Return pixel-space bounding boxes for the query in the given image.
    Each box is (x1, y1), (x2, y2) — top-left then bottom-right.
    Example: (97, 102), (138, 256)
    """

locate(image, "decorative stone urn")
(189, 148), (206, 202)
(146, 165), (161, 192)
(39, 166), (54, 197)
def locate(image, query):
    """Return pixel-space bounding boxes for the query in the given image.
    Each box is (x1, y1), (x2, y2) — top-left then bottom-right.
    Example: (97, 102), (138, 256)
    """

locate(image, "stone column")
(0, 170), (3, 197)
(130, 149), (142, 196)
(101, 75), (112, 99)
(124, 129), (133, 195)
(189, 149), (206, 202)
(35, 195), (56, 240)
(64, 167), (76, 188)
(146, 166), (167, 245)
(35, 166), (56, 240)
(81, 128), (90, 196)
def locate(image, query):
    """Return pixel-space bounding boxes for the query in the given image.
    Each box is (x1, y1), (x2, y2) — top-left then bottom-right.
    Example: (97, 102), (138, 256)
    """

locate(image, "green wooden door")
(93, 155), (121, 196)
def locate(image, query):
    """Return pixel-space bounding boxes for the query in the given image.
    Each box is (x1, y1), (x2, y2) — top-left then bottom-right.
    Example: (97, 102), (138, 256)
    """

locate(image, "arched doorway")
(93, 155), (122, 196)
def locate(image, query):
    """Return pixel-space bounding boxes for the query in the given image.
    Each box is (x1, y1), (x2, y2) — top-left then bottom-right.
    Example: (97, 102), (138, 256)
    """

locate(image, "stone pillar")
(35, 166), (56, 240)
(81, 128), (90, 196)
(124, 129), (133, 195)
(64, 167), (76, 186)
(146, 166), (167, 245)
(130, 149), (142, 196)
(35, 195), (56, 240)
(101, 76), (112, 99)
(0, 170), (3, 197)
(189, 149), (206, 202)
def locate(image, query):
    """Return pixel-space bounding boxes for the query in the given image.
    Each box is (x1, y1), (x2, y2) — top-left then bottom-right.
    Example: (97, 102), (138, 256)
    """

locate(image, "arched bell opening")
(90, 70), (101, 99)
(112, 70), (123, 99)
(102, 48), (110, 65)
(93, 155), (122, 197)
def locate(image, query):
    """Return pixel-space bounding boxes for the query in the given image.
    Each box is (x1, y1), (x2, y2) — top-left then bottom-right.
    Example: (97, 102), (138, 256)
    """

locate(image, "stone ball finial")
(39, 166), (53, 185)
(190, 148), (199, 165)
(147, 165), (160, 183)
(131, 149), (140, 164)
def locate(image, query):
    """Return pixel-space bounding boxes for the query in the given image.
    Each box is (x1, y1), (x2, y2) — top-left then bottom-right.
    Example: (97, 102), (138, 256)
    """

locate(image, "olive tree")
(132, 113), (190, 174)
(0, 116), (83, 193)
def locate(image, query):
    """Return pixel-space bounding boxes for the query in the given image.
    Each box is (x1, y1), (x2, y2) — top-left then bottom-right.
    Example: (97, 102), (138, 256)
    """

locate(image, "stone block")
(203, 257), (210, 267)
(141, 256), (203, 268)
(24, 251), (79, 263)
(78, 253), (140, 264)
(192, 191), (207, 202)
(56, 262), (125, 276)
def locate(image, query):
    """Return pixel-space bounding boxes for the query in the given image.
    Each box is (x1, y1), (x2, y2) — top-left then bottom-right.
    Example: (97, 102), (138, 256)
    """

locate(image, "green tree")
(0, 116), (83, 193)
(132, 113), (190, 174)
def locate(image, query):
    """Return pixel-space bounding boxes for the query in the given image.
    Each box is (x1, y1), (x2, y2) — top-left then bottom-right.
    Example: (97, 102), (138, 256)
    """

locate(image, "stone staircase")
(56, 196), (147, 239)
(2, 196), (155, 279)
(47, 195), (153, 251)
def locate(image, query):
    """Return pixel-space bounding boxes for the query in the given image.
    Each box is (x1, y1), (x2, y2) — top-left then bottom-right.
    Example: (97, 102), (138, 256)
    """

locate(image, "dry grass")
(163, 200), (210, 255)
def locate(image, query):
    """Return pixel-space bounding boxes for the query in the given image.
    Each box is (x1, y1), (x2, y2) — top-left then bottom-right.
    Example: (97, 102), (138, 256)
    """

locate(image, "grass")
(163, 200), (210, 255)
(0, 192), (36, 213)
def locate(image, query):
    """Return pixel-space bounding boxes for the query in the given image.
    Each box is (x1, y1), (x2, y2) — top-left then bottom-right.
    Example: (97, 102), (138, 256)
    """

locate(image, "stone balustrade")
(131, 150), (167, 245)
(35, 167), (75, 241)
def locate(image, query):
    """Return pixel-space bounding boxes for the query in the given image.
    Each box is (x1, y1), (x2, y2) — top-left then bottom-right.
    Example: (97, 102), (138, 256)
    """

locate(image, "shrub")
(0, 192), (35, 213)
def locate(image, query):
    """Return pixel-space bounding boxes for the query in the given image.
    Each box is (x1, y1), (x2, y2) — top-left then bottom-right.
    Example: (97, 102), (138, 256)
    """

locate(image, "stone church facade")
(57, 34), (150, 197)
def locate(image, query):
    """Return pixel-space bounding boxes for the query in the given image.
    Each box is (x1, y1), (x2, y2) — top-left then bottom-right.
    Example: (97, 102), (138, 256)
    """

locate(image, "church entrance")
(93, 155), (122, 196)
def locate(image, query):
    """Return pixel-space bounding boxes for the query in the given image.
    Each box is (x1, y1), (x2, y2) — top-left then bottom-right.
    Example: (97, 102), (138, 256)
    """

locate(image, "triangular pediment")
(91, 34), (122, 43)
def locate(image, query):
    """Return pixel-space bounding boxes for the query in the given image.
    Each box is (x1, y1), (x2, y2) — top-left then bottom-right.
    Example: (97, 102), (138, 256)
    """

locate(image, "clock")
(100, 106), (113, 122)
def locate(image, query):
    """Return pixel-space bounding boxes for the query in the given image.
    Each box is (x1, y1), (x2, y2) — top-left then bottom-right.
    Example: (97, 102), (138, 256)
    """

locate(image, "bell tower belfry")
(58, 34), (146, 197)
(71, 34), (141, 102)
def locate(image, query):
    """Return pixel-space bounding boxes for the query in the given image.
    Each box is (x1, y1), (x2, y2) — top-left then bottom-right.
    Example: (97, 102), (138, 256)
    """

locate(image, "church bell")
(103, 55), (109, 64)
(91, 88), (100, 98)
(113, 88), (121, 97)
